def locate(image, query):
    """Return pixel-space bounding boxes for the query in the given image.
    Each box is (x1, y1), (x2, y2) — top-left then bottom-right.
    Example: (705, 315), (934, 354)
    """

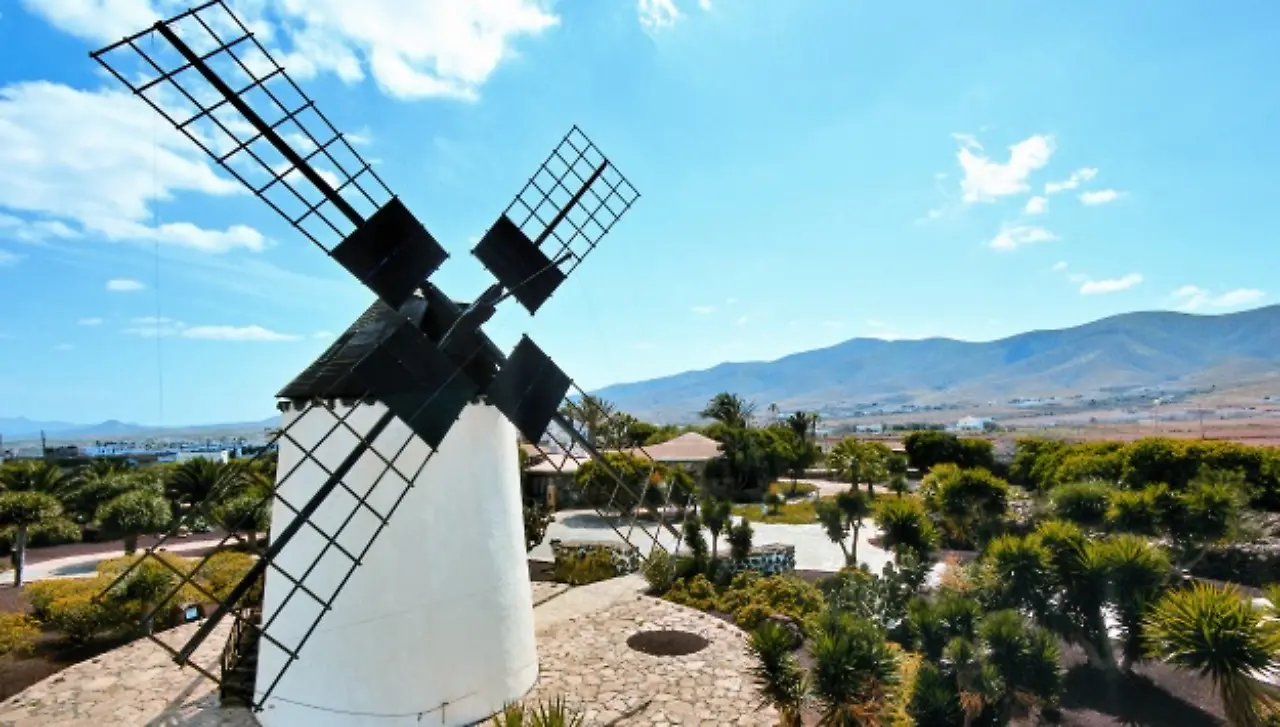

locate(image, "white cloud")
(23, 0), (560, 103)
(1080, 273), (1143, 295)
(0, 213), (80, 243)
(1024, 196), (1048, 215)
(950, 132), (982, 151)
(698, 0), (712, 8)
(1173, 285), (1266, 311)
(313, 330), (334, 339)
(0, 81), (266, 253)
(957, 134), (1054, 203)
(735, 315), (748, 327)
(1045, 167), (1098, 194)
(122, 316), (301, 340)
(0, 249), (20, 267)
(638, 0), (680, 32)
(1051, 261), (1068, 272)
(989, 224), (1057, 251)
(691, 305), (716, 314)
(1079, 189), (1122, 206)
(77, 317), (103, 326)
(107, 278), (145, 292)
(53, 343), (75, 351)
(181, 325), (301, 341)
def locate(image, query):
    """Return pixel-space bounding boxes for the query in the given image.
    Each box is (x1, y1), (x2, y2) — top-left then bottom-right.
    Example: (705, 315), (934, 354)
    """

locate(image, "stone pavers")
(0, 619), (255, 727)
(525, 595), (776, 727)
(0, 586), (771, 727)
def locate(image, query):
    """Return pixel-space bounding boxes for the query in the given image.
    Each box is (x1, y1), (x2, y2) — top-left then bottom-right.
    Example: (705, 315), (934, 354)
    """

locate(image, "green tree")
(682, 515), (709, 564)
(729, 520), (754, 561)
(559, 395), (618, 446)
(818, 489), (873, 566)
(874, 497), (938, 559)
(702, 498), (732, 560)
(165, 458), (248, 519)
(978, 610), (1066, 722)
(827, 439), (891, 496)
(1048, 480), (1112, 528)
(886, 454), (909, 498)
(979, 535), (1054, 618)
(921, 465), (1010, 547)
(97, 490), (172, 554)
(903, 431), (963, 472)
(748, 621), (808, 727)
(0, 492), (63, 586)
(574, 452), (661, 516)
(700, 392), (756, 429)
(0, 460), (69, 496)
(1146, 582), (1280, 727)
(704, 426), (791, 496)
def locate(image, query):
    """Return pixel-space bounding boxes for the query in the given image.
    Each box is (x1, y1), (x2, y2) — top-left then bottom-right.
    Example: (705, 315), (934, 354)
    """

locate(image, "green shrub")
(0, 612), (39, 656)
(553, 549), (617, 586)
(41, 580), (134, 645)
(874, 496), (938, 558)
(728, 519), (754, 561)
(1049, 481), (1112, 527)
(193, 551), (257, 602)
(721, 575), (825, 633)
(921, 465), (1009, 547)
(664, 573), (719, 611)
(1107, 486), (1162, 535)
(643, 549), (676, 594)
(682, 515), (709, 561)
(979, 534), (1054, 617)
(492, 697), (584, 727)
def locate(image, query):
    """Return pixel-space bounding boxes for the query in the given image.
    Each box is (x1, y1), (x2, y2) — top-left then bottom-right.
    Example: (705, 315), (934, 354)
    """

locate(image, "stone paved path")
(0, 619), (255, 726)
(526, 596), (776, 727)
(0, 582), (771, 726)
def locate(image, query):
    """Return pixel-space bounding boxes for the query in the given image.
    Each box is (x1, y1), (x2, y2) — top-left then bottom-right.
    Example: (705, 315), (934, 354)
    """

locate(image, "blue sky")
(1, 1), (1277, 427)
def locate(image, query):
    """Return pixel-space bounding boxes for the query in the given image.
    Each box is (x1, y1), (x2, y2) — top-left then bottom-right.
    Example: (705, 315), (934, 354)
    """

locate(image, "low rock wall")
(549, 539), (640, 576)
(728, 543), (795, 576)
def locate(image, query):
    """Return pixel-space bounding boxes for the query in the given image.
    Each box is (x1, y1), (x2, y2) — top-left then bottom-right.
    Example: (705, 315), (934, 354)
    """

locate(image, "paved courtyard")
(0, 581), (770, 726)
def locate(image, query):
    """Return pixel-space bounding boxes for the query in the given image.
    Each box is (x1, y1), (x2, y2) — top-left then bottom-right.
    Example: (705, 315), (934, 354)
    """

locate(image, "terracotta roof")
(629, 432), (722, 462)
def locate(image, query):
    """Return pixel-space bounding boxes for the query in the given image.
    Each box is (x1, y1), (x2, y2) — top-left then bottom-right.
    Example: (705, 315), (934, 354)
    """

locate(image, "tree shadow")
(1058, 664), (1222, 727)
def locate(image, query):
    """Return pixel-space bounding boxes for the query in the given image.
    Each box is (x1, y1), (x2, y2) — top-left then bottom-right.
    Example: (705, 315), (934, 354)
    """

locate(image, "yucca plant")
(748, 621), (808, 727)
(810, 613), (901, 727)
(1146, 582), (1280, 727)
(528, 697), (584, 727)
(1100, 534), (1171, 669)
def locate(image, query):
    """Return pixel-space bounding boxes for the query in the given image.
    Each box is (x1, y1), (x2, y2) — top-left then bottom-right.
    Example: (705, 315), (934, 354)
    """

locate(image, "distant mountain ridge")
(0, 416), (280, 442)
(592, 305), (1280, 422)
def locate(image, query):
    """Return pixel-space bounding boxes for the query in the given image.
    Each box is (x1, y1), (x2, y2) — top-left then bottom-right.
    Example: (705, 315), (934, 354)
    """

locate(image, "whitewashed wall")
(256, 401), (536, 727)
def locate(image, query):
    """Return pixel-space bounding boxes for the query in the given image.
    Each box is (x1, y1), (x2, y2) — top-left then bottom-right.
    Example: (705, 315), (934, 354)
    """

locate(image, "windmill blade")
(91, 0), (446, 309)
(473, 126), (640, 315)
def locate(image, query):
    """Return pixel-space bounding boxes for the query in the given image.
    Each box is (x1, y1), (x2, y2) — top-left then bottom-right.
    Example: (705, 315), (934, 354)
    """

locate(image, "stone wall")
(549, 539), (641, 576)
(729, 543), (795, 577)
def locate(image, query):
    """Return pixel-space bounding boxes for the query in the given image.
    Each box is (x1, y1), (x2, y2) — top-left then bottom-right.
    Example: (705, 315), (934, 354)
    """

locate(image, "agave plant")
(747, 621), (808, 727)
(1146, 582), (1280, 727)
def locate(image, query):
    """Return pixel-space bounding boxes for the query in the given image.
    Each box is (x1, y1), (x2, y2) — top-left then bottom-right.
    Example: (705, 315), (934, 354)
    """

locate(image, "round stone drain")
(626, 629), (710, 657)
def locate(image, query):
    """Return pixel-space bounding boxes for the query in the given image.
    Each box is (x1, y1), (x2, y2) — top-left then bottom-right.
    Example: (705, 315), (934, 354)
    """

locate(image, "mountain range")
(592, 305), (1280, 422)
(0, 416), (279, 443)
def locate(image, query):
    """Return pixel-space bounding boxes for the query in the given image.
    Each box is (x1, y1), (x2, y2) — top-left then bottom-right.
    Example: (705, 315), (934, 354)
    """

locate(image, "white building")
(955, 416), (994, 431)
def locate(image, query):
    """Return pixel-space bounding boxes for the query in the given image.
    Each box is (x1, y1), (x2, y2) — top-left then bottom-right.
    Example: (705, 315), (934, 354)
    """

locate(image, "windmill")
(90, 2), (688, 723)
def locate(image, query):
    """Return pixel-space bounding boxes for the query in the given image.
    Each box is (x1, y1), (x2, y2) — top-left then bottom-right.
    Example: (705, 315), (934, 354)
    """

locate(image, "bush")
(553, 549), (617, 586)
(38, 577), (135, 645)
(643, 549), (676, 594)
(1049, 481), (1112, 527)
(664, 573), (719, 611)
(682, 515), (709, 562)
(194, 551), (257, 602)
(728, 519), (754, 561)
(720, 575), (825, 633)
(874, 497), (938, 559)
(921, 465), (1009, 547)
(0, 613), (39, 657)
(979, 535), (1054, 617)
(1107, 486), (1163, 535)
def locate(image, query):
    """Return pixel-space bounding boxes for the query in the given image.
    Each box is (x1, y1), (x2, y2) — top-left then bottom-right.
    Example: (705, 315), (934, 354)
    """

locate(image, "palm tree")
(559, 395), (617, 446)
(977, 610), (1065, 723)
(826, 439), (890, 496)
(748, 621), (808, 727)
(165, 458), (248, 519)
(1146, 582), (1280, 727)
(809, 612), (901, 726)
(0, 460), (69, 498)
(700, 392), (756, 429)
